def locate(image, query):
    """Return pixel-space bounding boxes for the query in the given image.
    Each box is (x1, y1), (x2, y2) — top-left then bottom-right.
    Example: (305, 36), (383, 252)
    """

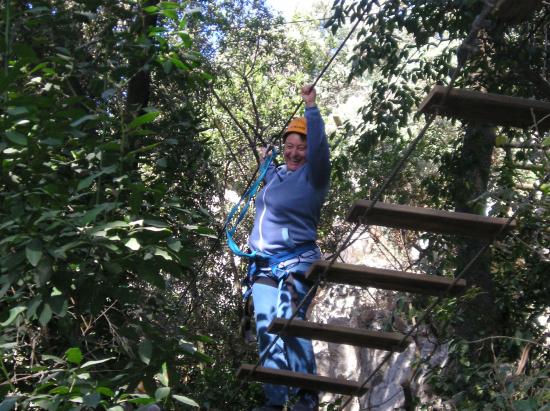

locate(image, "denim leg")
(252, 280), (288, 406)
(276, 271), (317, 376)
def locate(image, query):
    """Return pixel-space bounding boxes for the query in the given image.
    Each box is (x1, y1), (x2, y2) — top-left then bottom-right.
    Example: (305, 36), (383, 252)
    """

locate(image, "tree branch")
(214, 119), (247, 175)
(212, 88), (260, 163)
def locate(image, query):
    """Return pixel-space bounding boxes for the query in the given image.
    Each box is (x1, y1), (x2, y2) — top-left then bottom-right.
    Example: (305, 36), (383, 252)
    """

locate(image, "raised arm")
(302, 85), (330, 188)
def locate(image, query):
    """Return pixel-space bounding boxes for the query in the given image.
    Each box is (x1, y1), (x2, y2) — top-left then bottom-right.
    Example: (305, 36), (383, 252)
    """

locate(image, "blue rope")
(225, 150), (277, 258)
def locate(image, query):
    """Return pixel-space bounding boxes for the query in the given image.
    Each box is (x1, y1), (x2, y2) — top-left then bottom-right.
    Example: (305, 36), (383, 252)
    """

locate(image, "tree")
(325, 0), (549, 407)
(0, 0), (220, 407)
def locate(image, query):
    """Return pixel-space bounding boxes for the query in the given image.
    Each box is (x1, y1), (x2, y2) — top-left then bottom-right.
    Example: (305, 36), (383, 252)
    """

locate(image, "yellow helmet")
(283, 117), (307, 140)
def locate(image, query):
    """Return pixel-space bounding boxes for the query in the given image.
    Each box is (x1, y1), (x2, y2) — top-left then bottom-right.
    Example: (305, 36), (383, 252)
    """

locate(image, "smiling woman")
(283, 115), (308, 171)
(284, 133), (307, 171)
(245, 84), (331, 411)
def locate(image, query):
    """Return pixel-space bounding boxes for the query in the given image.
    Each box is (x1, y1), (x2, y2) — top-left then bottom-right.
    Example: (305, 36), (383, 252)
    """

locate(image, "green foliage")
(0, 0), (217, 407)
(326, 0), (550, 409)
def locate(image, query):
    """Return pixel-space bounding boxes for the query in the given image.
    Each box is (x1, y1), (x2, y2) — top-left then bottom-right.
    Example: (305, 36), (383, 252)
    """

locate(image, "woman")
(249, 85), (330, 411)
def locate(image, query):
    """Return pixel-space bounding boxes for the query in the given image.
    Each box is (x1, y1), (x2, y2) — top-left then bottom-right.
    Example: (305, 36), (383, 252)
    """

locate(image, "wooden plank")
(418, 85), (550, 131)
(347, 200), (515, 239)
(306, 261), (467, 296)
(268, 318), (411, 351)
(237, 364), (368, 396)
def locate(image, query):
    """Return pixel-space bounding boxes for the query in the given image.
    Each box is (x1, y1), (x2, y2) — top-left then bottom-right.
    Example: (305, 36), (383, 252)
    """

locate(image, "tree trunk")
(452, 124), (502, 345)
(124, 0), (160, 155)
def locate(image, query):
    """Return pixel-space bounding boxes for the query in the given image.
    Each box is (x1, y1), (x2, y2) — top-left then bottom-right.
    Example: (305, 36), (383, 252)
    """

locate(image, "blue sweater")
(249, 106), (330, 255)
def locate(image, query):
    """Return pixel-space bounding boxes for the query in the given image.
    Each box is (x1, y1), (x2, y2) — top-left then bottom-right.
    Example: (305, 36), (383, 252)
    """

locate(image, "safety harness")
(225, 150), (319, 342)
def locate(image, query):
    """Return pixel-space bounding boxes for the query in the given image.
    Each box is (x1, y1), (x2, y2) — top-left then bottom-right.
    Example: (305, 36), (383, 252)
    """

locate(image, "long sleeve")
(305, 106), (330, 188)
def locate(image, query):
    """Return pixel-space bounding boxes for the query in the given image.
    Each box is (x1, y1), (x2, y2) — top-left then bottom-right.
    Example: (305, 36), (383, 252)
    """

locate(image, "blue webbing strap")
(225, 150), (277, 258)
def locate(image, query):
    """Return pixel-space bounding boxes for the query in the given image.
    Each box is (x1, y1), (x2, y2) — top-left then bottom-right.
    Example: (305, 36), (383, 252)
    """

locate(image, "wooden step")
(237, 364), (368, 396)
(418, 85), (550, 131)
(306, 261), (467, 296)
(347, 200), (515, 239)
(268, 318), (411, 351)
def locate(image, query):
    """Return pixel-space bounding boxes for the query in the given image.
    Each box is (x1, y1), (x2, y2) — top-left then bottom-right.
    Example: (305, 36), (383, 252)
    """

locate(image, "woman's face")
(284, 133), (307, 171)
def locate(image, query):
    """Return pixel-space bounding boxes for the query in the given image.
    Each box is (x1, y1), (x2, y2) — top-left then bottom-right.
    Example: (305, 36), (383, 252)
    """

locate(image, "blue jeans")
(251, 260), (318, 408)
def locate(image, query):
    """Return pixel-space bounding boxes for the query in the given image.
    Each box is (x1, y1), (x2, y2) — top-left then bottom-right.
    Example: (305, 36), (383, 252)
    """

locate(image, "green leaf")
(161, 2), (179, 9)
(50, 386), (70, 394)
(513, 399), (537, 411)
(1, 306), (27, 326)
(80, 203), (113, 225)
(36, 260), (51, 286)
(65, 347), (83, 365)
(125, 238), (141, 251)
(154, 248), (172, 260)
(172, 395), (199, 408)
(129, 111), (160, 129)
(7, 106), (29, 116)
(161, 8), (178, 19)
(138, 340), (153, 365)
(6, 131), (27, 146)
(76, 165), (117, 191)
(97, 386), (115, 397)
(143, 5), (159, 13)
(49, 296), (68, 317)
(543, 136), (550, 147)
(26, 239), (43, 267)
(155, 387), (170, 401)
(167, 238), (182, 252)
(77, 175), (96, 191)
(83, 392), (101, 408)
(495, 134), (508, 146)
(27, 297), (42, 318)
(14, 44), (37, 62)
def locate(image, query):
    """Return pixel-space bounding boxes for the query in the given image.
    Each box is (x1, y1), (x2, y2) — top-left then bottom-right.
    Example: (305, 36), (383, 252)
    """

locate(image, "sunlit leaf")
(65, 347), (83, 365)
(143, 5), (159, 13)
(155, 362), (169, 386)
(81, 357), (115, 369)
(0, 306), (27, 327)
(125, 238), (141, 251)
(155, 387), (170, 401)
(129, 111), (160, 129)
(172, 395), (199, 407)
(161, 8), (178, 19)
(167, 238), (182, 252)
